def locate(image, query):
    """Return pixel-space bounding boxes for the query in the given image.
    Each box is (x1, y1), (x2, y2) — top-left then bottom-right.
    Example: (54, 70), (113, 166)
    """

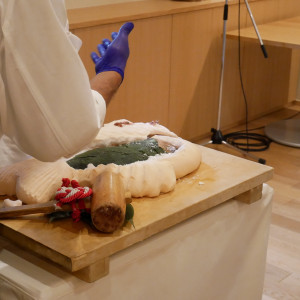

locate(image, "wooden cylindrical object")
(91, 170), (126, 233)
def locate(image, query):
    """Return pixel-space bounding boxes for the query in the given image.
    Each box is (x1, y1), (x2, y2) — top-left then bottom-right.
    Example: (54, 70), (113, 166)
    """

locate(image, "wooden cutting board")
(0, 146), (273, 282)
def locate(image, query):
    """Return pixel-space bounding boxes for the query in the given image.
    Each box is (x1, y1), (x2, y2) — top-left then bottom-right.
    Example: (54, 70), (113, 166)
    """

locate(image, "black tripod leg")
(222, 141), (266, 164)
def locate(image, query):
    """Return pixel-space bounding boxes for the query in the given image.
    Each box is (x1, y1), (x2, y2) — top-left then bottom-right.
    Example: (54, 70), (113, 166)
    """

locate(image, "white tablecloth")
(0, 184), (273, 300)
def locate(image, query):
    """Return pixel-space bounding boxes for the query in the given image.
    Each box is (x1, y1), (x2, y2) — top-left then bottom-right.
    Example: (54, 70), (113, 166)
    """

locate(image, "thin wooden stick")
(0, 199), (90, 219)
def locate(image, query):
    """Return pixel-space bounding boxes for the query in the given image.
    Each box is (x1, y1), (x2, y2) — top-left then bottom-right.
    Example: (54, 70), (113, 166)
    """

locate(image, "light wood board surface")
(227, 16), (300, 49)
(0, 146), (273, 281)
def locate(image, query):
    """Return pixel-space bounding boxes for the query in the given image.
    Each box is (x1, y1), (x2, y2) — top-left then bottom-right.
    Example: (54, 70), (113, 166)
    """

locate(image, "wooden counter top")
(67, 0), (253, 29)
(227, 16), (300, 49)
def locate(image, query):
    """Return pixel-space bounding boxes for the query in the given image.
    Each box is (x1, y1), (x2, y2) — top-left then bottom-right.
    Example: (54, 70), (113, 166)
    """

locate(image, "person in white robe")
(0, 0), (134, 168)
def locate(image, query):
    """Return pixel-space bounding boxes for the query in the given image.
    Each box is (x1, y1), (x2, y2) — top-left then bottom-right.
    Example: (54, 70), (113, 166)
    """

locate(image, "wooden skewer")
(0, 199), (90, 219)
(0, 200), (63, 218)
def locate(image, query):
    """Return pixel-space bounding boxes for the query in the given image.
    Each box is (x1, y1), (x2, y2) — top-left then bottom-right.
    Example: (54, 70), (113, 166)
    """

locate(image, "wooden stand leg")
(234, 184), (263, 204)
(73, 257), (110, 283)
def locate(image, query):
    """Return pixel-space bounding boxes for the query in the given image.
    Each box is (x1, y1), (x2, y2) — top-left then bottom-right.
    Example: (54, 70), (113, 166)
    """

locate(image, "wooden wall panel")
(169, 1), (298, 140)
(168, 4), (253, 140)
(72, 16), (172, 124)
(278, 0), (300, 20)
(228, 0), (299, 119)
(289, 50), (300, 102)
(169, 8), (223, 139)
(70, 0), (300, 140)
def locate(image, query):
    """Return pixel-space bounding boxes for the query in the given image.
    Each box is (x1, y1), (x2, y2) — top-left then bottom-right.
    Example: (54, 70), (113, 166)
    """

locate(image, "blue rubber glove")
(90, 22), (134, 80)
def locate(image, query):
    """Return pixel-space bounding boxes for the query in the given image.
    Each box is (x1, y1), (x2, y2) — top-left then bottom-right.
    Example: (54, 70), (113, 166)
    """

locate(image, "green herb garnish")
(67, 138), (165, 169)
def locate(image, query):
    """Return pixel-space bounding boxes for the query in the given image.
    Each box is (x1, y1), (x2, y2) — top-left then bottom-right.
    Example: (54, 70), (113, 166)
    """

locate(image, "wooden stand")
(227, 16), (300, 148)
(0, 146), (273, 282)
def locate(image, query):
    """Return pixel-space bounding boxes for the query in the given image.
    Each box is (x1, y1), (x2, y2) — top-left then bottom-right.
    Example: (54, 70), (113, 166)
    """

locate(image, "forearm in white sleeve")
(91, 89), (107, 131)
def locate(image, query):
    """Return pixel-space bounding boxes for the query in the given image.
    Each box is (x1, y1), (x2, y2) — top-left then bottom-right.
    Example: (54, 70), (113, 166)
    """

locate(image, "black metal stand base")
(204, 128), (266, 164)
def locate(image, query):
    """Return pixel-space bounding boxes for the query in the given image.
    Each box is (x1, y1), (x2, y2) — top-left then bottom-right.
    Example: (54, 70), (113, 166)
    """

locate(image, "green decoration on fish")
(67, 138), (166, 169)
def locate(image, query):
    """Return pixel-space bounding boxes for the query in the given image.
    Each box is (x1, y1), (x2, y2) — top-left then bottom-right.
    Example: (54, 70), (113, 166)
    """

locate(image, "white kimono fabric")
(0, 0), (106, 168)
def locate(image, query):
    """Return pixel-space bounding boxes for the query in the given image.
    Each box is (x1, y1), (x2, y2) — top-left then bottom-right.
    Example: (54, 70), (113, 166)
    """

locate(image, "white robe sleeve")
(0, 0), (106, 162)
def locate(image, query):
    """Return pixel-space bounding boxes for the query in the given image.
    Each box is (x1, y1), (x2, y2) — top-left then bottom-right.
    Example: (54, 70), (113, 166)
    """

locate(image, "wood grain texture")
(66, 0), (300, 29)
(168, 5), (292, 139)
(69, 0), (300, 141)
(227, 15), (300, 104)
(73, 257), (110, 283)
(0, 146), (272, 277)
(91, 170), (126, 233)
(73, 16), (172, 124)
(0, 199), (91, 219)
(227, 16), (300, 49)
(234, 184), (263, 204)
(67, 0), (232, 29)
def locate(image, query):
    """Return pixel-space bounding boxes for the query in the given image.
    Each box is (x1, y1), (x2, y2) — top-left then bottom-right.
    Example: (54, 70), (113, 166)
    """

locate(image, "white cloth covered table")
(0, 184), (273, 300)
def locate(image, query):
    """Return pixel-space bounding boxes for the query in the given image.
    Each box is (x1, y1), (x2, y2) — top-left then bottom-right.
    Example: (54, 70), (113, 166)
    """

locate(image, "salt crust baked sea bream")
(0, 120), (202, 232)
(0, 120), (202, 203)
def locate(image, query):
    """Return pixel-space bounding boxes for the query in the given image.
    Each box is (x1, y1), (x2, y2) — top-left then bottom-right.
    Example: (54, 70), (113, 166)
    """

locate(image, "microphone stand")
(203, 0), (267, 164)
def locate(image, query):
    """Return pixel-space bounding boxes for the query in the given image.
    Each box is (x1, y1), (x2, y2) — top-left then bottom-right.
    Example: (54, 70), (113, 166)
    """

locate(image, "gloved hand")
(90, 22), (134, 80)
